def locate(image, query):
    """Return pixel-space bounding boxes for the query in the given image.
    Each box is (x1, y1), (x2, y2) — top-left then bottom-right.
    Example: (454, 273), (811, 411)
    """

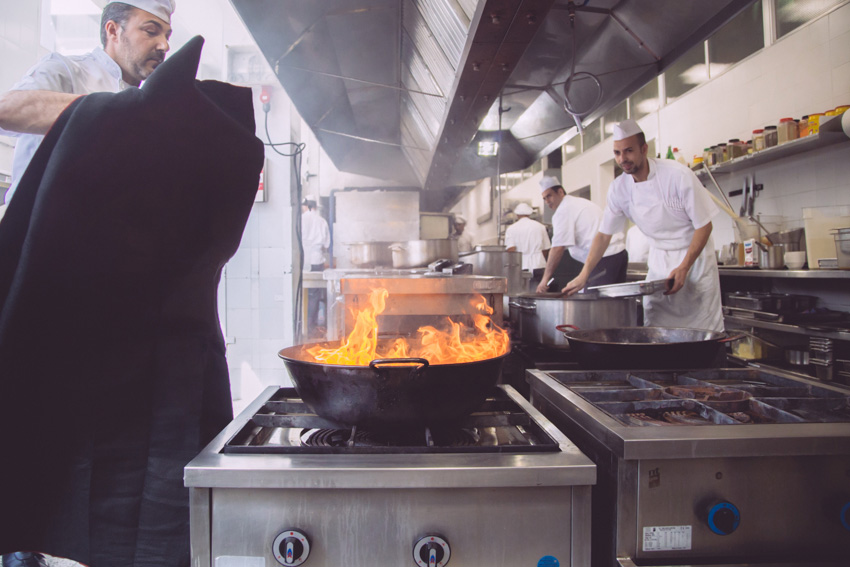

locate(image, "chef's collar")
(92, 46), (132, 91)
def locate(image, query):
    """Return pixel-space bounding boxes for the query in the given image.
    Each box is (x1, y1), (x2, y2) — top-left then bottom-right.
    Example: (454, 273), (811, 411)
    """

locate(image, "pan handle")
(556, 324), (580, 335)
(718, 333), (747, 344)
(369, 358), (430, 370)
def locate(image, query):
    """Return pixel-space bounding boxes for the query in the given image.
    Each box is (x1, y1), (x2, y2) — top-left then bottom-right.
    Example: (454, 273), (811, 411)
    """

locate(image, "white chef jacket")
(302, 209), (330, 266)
(1, 48), (130, 205)
(599, 157), (724, 332)
(504, 217), (550, 270)
(551, 194), (625, 263)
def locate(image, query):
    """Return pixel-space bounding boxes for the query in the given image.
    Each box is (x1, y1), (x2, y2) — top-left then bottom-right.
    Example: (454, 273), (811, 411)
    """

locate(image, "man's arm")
(535, 245), (565, 293)
(665, 222), (712, 295)
(0, 90), (81, 135)
(562, 232), (612, 295)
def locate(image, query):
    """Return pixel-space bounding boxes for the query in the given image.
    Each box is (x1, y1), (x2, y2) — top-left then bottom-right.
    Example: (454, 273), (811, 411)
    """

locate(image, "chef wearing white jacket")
(505, 202), (550, 288)
(564, 119), (724, 332)
(536, 175), (627, 293)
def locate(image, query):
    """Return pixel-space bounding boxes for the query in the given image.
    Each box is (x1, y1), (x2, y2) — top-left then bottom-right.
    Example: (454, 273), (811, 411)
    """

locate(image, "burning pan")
(278, 342), (508, 427)
(558, 326), (740, 370)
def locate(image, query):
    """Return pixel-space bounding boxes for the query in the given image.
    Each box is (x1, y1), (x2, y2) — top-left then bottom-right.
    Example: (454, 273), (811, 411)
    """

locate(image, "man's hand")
(562, 273), (588, 296)
(535, 280), (549, 294)
(665, 264), (689, 294)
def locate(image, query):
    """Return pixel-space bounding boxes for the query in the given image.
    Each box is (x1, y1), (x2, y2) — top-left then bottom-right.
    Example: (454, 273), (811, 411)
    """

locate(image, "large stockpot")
(460, 245), (524, 295)
(510, 293), (639, 347)
(278, 341), (508, 427)
(389, 239), (458, 268)
(345, 241), (394, 268)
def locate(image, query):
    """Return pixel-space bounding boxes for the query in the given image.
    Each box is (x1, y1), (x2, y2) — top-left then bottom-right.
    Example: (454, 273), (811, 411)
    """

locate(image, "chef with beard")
(0, 0), (174, 209)
(563, 119), (724, 332)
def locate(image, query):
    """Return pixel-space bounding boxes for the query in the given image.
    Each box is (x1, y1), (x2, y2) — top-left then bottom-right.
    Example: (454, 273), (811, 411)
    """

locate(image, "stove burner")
(302, 427), (479, 448)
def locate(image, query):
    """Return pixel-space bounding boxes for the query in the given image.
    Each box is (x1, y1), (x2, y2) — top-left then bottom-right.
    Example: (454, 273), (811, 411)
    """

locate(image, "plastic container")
(798, 116), (809, 137)
(777, 118), (797, 144)
(727, 139), (746, 159)
(808, 112), (825, 134)
(833, 227), (850, 269)
(803, 205), (850, 268)
(752, 129), (765, 151)
(763, 125), (778, 148)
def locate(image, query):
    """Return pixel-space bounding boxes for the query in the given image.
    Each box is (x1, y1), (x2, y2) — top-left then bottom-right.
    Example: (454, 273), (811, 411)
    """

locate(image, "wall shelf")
(695, 114), (849, 177)
(724, 314), (850, 342)
(718, 268), (850, 279)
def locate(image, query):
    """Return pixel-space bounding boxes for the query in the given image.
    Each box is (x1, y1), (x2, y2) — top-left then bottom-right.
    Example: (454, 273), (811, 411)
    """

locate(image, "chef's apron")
(629, 177), (724, 332)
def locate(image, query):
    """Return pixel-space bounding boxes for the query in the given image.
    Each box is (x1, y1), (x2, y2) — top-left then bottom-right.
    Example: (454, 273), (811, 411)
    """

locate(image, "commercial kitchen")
(1, 1), (849, 567)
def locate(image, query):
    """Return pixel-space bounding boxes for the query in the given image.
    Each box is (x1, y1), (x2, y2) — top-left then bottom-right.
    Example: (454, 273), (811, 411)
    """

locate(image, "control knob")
(273, 529), (311, 566)
(413, 534), (450, 567)
(706, 501), (740, 536)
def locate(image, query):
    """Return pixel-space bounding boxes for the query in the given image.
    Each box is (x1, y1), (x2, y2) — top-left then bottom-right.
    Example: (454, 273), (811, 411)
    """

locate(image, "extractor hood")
(230, 0), (755, 204)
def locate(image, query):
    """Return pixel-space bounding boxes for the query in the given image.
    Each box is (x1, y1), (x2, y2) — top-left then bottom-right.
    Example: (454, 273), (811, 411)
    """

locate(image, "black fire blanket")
(0, 36), (264, 565)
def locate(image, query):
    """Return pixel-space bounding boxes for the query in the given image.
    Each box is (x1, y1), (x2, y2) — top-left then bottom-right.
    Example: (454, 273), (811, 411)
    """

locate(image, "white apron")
(630, 177), (724, 332)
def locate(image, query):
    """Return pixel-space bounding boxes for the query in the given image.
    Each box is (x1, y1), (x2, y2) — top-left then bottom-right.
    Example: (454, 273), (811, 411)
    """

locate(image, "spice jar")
(727, 138), (746, 159)
(777, 118), (797, 145)
(763, 125), (778, 148)
(752, 129), (765, 151)
(717, 142), (729, 162)
(798, 116), (809, 137)
(808, 113), (825, 134)
(703, 147), (712, 166)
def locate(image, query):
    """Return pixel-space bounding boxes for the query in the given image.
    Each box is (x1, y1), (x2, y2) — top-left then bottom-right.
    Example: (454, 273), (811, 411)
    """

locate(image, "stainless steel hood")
(230, 0), (755, 204)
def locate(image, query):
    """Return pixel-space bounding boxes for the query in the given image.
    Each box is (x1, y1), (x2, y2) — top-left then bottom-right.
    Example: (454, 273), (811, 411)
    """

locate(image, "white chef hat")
(539, 176), (561, 192)
(514, 203), (533, 216)
(109, 0), (176, 24)
(454, 214), (467, 225)
(612, 119), (643, 141)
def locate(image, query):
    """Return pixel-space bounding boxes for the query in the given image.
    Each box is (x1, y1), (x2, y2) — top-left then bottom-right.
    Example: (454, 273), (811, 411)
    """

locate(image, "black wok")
(278, 341), (509, 427)
(557, 326), (740, 370)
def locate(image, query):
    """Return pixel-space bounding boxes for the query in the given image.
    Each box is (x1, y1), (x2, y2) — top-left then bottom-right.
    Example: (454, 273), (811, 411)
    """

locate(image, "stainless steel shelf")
(695, 115), (849, 176)
(724, 314), (850, 342)
(718, 268), (850, 278)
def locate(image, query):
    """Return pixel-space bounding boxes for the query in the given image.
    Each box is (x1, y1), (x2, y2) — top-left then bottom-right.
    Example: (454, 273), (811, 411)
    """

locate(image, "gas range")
(185, 384), (595, 567)
(527, 367), (850, 567)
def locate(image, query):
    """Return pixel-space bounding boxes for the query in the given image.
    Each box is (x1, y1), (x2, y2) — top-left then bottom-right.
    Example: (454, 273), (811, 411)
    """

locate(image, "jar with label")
(727, 138), (745, 159)
(777, 118), (797, 144)
(808, 113), (825, 134)
(835, 105), (850, 116)
(716, 143), (728, 162)
(703, 147), (712, 166)
(763, 125), (778, 148)
(798, 116), (809, 137)
(752, 129), (765, 151)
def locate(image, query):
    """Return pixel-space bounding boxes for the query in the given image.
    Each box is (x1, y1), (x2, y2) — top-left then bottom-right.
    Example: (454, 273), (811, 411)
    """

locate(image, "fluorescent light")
(477, 141), (498, 157)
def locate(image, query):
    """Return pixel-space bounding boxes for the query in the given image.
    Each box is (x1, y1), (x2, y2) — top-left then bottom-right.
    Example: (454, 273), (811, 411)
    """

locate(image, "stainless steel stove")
(527, 367), (850, 567)
(185, 384), (595, 567)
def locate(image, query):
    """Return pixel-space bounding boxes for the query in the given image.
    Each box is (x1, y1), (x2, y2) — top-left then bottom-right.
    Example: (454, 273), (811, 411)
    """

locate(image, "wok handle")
(369, 358), (430, 370)
(556, 324), (580, 335)
(718, 333), (747, 344)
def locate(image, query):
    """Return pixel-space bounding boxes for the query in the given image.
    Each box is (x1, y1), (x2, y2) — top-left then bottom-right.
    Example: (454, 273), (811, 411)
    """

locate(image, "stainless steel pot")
(758, 243), (786, 269)
(346, 241), (394, 268)
(509, 293), (639, 347)
(460, 245), (524, 295)
(389, 239), (458, 268)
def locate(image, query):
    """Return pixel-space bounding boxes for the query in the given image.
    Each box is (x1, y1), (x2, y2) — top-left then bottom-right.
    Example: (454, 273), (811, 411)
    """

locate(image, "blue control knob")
(840, 501), (850, 531)
(707, 501), (740, 535)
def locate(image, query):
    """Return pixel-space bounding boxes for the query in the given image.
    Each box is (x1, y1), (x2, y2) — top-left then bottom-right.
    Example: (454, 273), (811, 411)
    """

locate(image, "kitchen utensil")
(585, 278), (672, 298)
(758, 243), (785, 269)
(832, 227), (850, 269)
(458, 245), (524, 294)
(278, 341), (508, 426)
(784, 250), (807, 269)
(510, 294), (639, 346)
(557, 326), (742, 369)
(389, 239), (458, 269)
(748, 216), (774, 244)
(767, 227), (805, 252)
(785, 348), (810, 366)
(346, 241), (394, 268)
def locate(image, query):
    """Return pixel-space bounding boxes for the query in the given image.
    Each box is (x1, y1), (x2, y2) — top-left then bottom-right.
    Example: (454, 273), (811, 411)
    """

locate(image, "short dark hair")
(304, 199), (317, 210)
(636, 132), (646, 147)
(100, 3), (135, 47)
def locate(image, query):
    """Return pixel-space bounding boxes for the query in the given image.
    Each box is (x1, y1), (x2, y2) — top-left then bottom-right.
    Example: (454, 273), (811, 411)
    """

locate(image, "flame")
(306, 288), (509, 365)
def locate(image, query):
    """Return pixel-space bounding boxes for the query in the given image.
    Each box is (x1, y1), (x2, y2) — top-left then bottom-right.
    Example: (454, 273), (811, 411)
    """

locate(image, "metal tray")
(586, 278), (671, 298)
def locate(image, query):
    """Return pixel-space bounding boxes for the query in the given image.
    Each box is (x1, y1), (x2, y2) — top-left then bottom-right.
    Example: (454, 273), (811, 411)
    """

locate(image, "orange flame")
(306, 288), (509, 365)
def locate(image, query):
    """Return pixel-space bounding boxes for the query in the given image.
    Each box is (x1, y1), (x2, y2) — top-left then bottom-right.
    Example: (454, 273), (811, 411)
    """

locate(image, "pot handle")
(556, 324), (580, 335)
(718, 333), (747, 343)
(369, 358), (430, 371)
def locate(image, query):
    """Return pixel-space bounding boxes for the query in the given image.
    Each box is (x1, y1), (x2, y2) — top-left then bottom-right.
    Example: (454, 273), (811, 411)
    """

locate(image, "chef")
(453, 214), (475, 253)
(0, 0), (174, 208)
(563, 119), (724, 331)
(504, 202), (550, 290)
(536, 175), (627, 293)
(301, 198), (331, 336)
